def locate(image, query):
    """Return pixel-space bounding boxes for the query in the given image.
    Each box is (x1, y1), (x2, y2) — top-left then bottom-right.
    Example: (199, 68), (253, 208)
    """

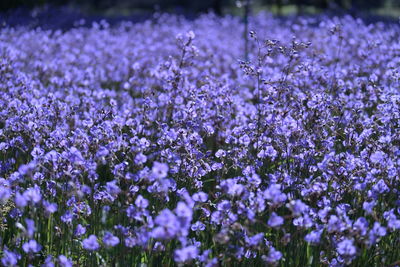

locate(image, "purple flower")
(74, 224), (87, 236)
(58, 255), (73, 267)
(152, 209), (179, 239)
(363, 201), (376, 214)
(191, 221), (206, 231)
(257, 145), (277, 159)
(264, 184), (287, 205)
(265, 247), (282, 263)
(1, 249), (20, 266)
(174, 245), (198, 263)
(220, 179), (245, 197)
(268, 212), (284, 228)
(153, 241), (165, 252)
(124, 237), (137, 248)
(103, 232), (120, 247)
(43, 256), (55, 267)
(96, 146), (109, 158)
(327, 215), (344, 233)
(23, 187), (42, 204)
(22, 240), (42, 253)
(105, 180), (121, 196)
(1, 13), (400, 267)
(192, 192), (208, 202)
(175, 201), (193, 219)
(372, 179), (389, 194)
(217, 200), (231, 211)
(293, 214), (313, 228)
(372, 223), (387, 237)
(238, 134), (251, 146)
(215, 149), (226, 158)
(61, 211), (74, 224)
(31, 146), (44, 158)
(288, 199), (308, 216)
(246, 233), (264, 246)
(305, 229), (323, 244)
(353, 217), (368, 236)
(368, 222), (387, 245)
(18, 162), (36, 176)
(43, 200), (58, 214)
(134, 153), (147, 164)
(384, 210), (400, 230)
(82, 235), (100, 251)
(15, 193), (27, 208)
(68, 147), (85, 165)
(135, 195), (149, 209)
(370, 151), (385, 164)
(0, 186), (11, 203)
(25, 218), (35, 238)
(337, 239), (356, 257)
(152, 162), (168, 179)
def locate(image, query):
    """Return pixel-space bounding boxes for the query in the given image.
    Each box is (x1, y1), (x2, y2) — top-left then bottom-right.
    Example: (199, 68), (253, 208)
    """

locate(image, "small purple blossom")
(0, 186), (11, 203)
(337, 239), (356, 257)
(191, 221), (206, 231)
(74, 224), (87, 236)
(1, 249), (20, 266)
(58, 255), (73, 267)
(265, 247), (282, 263)
(22, 240), (42, 254)
(82, 235), (100, 251)
(264, 184), (287, 205)
(370, 151), (385, 164)
(192, 192), (208, 202)
(268, 212), (284, 228)
(174, 245), (199, 263)
(152, 162), (169, 179)
(103, 232), (120, 247)
(305, 229), (323, 244)
(135, 195), (149, 209)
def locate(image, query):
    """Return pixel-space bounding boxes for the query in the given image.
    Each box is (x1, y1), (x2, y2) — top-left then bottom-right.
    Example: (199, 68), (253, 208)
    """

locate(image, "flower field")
(1, 13), (400, 266)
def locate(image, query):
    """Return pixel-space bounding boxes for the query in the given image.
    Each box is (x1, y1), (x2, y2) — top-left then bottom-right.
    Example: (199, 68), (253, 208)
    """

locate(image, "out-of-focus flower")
(103, 232), (120, 247)
(337, 239), (356, 257)
(22, 240), (42, 253)
(268, 212), (284, 228)
(58, 255), (73, 267)
(82, 235), (100, 251)
(1, 249), (20, 266)
(174, 245), (198, 262)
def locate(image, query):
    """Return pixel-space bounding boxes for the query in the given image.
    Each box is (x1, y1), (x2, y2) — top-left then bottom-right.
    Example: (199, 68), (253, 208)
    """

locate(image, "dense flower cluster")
(1, 13), (400, 266)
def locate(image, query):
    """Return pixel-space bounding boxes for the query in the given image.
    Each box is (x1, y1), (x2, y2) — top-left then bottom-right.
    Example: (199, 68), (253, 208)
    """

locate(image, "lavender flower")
(305, 229), (323, 244)
(25, 218), (35, 238)
(268, 212), (284, 228)
(0, 186), (11, 203)
(103, 232), (120, 247)
(152, 162), (169, 179)
(74, 224), (87, 236)
(82, 235), (100, 251)
(265, 247), (282, 263)
(58, 255), (73, 267)
(264, 184), (287, 205)
(337, 239), (356, 257)
(1, 250), (20, 266)
(174, 245), (198, 263)
(370, 151), (386, 164)
(22, 240), (42, 254)
(152, 209), (179, 239)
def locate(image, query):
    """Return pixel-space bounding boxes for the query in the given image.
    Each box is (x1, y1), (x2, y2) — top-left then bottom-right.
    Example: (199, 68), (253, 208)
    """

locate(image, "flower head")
(82, 235), (100, 251)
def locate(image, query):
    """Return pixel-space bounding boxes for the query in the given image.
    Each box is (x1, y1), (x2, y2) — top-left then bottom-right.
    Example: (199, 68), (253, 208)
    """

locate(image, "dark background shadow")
(1, 0), (399, 29)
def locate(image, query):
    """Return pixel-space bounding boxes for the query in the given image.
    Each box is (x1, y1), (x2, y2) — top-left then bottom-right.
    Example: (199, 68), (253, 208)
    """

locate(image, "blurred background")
(1, 0), (400, 28)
